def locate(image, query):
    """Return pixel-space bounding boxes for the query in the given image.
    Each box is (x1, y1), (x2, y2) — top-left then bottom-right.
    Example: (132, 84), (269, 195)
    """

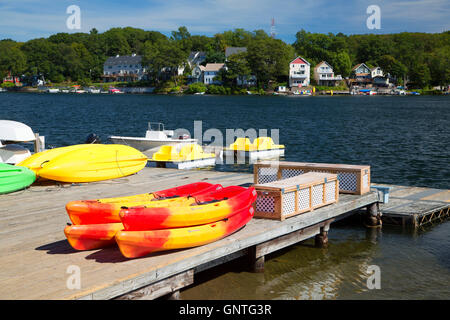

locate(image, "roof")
(104, 54), (142, 66)
(290, 56), (310, 65)
(188, 51), (206, 61)
(314, 61), (333, 70)
(204, 63), (225, 72)
(352, 63), (370, 71)
(195, 65), (206, 71)
(225, 47), (247, 58)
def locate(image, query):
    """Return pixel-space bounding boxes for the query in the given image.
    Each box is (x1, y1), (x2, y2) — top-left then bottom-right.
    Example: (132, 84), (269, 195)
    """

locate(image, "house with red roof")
(289, 56), (311, 88)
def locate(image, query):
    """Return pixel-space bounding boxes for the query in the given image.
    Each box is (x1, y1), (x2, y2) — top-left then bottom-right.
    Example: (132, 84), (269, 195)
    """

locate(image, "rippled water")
(1, 93), (449, 299)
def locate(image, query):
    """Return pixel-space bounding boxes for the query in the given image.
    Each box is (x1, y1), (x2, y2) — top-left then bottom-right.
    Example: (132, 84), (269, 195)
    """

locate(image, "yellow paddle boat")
(224, 137), (285, 162)
(148, 143), (216, 169)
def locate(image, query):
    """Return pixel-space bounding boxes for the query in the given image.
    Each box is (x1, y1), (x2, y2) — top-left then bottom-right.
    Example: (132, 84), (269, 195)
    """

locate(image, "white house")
(178, 51), (207, 76)
(289, 56), (311, 88)
(203, 63), (225, 85)
(103, 54), (146, 82)
(190, 65), (206, 83)
(371, 67), (384, 78)
(313, 61), (343, 86)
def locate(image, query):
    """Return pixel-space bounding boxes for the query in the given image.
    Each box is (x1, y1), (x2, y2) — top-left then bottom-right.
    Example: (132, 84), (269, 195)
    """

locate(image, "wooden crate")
(254, 161), (371, 195)
(253, 172), (339, 221)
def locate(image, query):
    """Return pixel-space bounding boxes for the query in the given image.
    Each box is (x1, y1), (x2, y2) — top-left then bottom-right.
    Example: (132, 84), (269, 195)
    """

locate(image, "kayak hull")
(66, 182), (222, 225)
(115, 205), (254, 258)
(0, 163), (36, 194)
(120, 186), (257, 230)
(19, 144), (147, 183)
(64, 223), (123, 250)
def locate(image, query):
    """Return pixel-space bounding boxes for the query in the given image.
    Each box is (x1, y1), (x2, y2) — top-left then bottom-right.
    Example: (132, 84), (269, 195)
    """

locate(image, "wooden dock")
(0, 167), (447, 300)
(374, 184), (450, 228)
(0, 167), (379, 300)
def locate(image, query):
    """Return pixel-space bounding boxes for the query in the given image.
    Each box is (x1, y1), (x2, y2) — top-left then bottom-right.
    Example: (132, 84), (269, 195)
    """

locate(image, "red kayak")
(66, 182), (222, 225)
(64, 223), (123, 251)
(116, 205), (254, 258)
(119, 186), (257, 230)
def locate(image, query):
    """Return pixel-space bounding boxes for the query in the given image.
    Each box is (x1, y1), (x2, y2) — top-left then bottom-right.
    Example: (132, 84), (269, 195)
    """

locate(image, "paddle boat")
(147, 143), (216, 169)
(223, 136), (285, 162)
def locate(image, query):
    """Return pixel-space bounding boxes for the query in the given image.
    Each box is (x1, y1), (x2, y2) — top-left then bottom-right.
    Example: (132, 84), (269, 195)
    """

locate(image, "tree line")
(0, 26), (448, 88)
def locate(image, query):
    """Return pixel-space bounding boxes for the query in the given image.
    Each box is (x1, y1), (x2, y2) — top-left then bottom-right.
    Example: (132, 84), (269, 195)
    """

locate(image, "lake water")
(1, 92), (449, 299)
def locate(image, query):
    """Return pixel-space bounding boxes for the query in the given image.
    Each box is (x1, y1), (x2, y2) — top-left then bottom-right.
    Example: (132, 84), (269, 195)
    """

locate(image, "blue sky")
(0, 0), (449, 43)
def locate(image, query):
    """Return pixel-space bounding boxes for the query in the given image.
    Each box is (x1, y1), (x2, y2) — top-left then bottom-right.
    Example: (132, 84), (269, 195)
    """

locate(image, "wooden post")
(248, 246), (265, 273)
(34, 133), (41, 153)
(166, 290), (181, 300)
(365, 202), (382, 227)
(315, 225), (329, 248)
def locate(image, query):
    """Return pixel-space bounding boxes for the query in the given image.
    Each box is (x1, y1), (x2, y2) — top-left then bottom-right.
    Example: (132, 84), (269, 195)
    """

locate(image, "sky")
(0, 0), (449, 43)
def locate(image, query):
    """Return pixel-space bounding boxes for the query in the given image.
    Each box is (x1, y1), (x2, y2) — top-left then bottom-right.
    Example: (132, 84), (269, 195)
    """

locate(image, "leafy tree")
(219, 52), (251, 86)
(0, 40), (26, 79)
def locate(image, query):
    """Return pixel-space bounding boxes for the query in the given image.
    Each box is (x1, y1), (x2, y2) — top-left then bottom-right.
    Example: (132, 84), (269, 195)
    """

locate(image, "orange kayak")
(64, 223), (123, 251)
(66, 182), (222, 225)
(120, 186), (257, 230)
(115, 205), (254, 259)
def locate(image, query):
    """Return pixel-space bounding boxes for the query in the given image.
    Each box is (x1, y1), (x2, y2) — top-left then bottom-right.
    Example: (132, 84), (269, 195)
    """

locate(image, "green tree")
(219, 52), (251, 86)
(0, 40), (26, 79)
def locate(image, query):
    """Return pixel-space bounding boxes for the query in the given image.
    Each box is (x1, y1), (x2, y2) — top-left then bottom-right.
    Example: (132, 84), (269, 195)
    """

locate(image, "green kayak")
(0, 163), (36, 194)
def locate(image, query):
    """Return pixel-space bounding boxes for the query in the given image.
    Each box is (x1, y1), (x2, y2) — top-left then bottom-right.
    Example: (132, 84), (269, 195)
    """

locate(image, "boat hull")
(66, 182), (223, 225)
(0, 163), (36, 194)
(20, 144), (147, 183)
(64, 223), (124, 250)
(120, 186), (257, 230)
(115, 205), (254, 258)
(108, 136), (197, 156)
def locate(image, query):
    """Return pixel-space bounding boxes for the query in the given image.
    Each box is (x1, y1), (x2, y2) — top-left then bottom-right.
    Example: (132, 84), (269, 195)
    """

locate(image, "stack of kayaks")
(0, 163), (36, 194)
(17, 144), (147, 183)
(148, 143), (216, 169)
(64, 181), (257, 258)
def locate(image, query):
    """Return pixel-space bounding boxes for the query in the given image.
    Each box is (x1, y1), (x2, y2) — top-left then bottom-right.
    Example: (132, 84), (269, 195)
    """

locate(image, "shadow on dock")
(35, 239), (78, 255)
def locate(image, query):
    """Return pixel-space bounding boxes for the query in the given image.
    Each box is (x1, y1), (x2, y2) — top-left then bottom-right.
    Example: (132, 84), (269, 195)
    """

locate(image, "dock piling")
(366, 202), (382, 227)
(314, 225), (329, 248)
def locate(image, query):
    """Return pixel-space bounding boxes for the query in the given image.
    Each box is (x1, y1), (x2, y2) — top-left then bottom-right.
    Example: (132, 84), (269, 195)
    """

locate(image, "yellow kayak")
(17, 144), (98, 175)
(18, 144), (147, 183)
